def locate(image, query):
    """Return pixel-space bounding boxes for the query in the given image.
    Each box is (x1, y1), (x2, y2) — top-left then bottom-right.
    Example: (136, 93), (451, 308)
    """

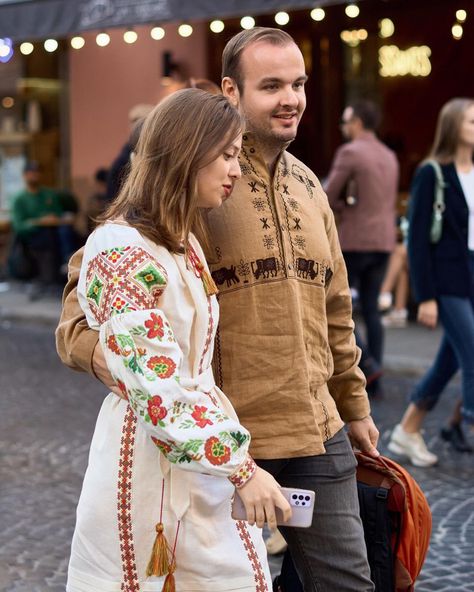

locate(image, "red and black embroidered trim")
(118, 407), (140, 592)
(236, 520), (269, 592)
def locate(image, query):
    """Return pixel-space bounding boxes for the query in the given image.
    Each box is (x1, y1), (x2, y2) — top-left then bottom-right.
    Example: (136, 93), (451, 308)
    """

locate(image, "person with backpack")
(388, 98), (474, 466)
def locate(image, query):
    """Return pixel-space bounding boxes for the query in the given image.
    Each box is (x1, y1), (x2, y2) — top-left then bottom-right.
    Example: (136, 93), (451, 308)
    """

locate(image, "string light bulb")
(178, 24), (193, 37)
(310, 8), (326, 21)
(240, 16), (256, 30)
(452, 23), (463, 39)
(345, 3), (360, 18)
(275, 12), (290, 26)
(210, 20), (225, 33)
(456, 9), (467, 22)
(20, 42), (34, 55)
(44, 38), (58, 52)
(150, 27), (165, 40)
(123, 30), (138, 44)
(96, 32), (111, 47)
(70, 36), (85, 49)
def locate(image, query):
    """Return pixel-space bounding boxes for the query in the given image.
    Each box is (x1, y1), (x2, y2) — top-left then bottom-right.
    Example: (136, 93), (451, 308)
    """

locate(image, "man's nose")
(280, 86), (299, 108)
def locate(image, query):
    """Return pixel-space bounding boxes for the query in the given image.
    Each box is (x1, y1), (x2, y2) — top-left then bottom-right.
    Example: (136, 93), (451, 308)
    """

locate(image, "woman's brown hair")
(429, 97), (474, 163)
(103, 88), (242, 253)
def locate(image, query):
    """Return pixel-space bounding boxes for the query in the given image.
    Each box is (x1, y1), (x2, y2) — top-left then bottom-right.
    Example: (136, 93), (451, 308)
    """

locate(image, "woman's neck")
(454, 145), (474, 173)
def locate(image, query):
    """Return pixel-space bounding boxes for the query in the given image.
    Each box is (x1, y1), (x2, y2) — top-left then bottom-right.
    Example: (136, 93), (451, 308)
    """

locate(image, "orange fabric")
(356, 453), (432, 591)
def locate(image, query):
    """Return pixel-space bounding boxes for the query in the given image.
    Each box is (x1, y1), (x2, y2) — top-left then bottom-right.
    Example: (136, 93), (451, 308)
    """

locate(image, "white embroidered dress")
(68, 222), (271, 592)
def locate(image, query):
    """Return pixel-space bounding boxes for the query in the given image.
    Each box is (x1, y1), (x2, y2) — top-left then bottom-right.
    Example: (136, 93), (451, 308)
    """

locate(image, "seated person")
(10, 161), (77, 297)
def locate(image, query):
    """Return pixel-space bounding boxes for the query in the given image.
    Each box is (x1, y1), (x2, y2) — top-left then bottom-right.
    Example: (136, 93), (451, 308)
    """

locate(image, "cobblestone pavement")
(1, 321), (473, 591)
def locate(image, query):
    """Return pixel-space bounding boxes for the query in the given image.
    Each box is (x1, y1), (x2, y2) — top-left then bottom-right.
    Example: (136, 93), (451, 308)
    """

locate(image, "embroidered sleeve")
(85, 243), (251, 478)
(228, 455), (257, 488)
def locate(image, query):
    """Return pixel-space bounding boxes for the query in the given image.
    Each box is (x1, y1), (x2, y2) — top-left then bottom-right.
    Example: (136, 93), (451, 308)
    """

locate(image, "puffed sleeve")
(80, 237), (252, 480)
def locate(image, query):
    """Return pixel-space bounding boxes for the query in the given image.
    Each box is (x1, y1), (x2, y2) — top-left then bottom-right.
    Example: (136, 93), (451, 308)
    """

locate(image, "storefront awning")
(0, 0), (350, 42)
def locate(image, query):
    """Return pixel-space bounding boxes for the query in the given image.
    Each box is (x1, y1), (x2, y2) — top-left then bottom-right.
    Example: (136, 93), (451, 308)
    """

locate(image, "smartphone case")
(231, 487), (315, 528)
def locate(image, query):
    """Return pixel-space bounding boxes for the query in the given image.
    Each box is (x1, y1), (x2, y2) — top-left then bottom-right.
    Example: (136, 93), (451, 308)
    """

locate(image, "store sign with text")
(379, 45), (432, 77)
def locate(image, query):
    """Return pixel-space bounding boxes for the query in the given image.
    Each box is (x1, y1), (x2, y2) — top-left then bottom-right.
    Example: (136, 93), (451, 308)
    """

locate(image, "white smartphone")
(231, 487), (315, 528)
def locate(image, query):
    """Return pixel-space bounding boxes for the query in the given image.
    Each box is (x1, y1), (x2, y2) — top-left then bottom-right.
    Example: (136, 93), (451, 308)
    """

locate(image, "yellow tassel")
(200, 268), (219, 297)
(146, 522), (170, 577)
(162, 560), (176, 592)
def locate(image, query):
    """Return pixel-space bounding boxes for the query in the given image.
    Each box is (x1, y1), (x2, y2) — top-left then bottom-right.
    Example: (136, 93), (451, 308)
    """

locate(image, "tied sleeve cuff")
(228, 455), (257, 488)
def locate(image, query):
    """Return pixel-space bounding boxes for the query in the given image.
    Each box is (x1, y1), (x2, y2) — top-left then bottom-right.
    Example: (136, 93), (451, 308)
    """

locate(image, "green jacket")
(11, 187), (63, 237)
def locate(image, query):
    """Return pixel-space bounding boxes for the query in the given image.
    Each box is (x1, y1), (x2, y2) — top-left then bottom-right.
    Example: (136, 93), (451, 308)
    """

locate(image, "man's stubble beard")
(244, 109), (296, 155)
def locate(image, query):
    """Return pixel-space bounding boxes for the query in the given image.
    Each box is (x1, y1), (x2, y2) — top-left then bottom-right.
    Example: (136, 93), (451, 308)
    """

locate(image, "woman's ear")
(222, 77), (240, 108)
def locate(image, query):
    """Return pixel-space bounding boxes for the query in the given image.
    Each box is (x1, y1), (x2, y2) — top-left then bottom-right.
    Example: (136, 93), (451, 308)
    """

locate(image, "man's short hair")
(222, 27), (295, 93)
(23, 160), (40, 174)
(349, 100), (381, 131)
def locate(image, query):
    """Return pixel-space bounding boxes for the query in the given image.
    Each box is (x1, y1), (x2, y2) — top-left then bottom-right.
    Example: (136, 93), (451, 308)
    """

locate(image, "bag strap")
(426, 159), (446, 215)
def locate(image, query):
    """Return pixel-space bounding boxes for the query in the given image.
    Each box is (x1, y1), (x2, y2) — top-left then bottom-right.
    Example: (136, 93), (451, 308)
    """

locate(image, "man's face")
(234, 41), (307, 147)
(24, 170), (41, 190)
(340, 106), (357, 140)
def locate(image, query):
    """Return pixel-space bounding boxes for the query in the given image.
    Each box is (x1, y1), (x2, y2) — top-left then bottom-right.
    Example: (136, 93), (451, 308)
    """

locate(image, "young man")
(325, 101), (399, 397)
(57, 29), (377, 591)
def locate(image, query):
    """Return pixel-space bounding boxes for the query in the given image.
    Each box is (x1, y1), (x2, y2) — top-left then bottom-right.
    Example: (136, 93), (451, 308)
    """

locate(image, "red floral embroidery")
(117, 380), (128, 400)
(147, 355), (176, 379)
(144, 312), (164, 339)
(107, 334), (121, 355)
(112, 296), (127, 311)
(151, 437), (172, 455)
(191, 405), (213, 429)
(204, 436), (231, 466)
(147, 395), (167, 425)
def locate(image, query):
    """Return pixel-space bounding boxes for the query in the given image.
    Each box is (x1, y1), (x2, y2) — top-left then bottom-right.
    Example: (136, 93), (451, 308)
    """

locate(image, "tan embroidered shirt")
(56, 134), (370, 460)
(206, 133), (370, 458)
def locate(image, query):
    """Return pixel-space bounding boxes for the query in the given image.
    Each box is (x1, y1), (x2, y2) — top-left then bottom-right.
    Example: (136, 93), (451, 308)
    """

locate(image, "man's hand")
(36, 213), (61, 226)
(347, 415), (380, 458)
(92, 341), (125, 398)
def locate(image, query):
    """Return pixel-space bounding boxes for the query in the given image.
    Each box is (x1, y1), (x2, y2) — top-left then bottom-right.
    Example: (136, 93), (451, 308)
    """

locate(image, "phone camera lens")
(298, 495), (304, 500)
(295, 500), (300, 505)
(305, 495), (310, 501)
(292, 494), (297, 499)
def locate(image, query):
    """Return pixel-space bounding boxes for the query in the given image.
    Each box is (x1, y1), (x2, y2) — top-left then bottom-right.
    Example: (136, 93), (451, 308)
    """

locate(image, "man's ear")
(222, 77), (240, 108)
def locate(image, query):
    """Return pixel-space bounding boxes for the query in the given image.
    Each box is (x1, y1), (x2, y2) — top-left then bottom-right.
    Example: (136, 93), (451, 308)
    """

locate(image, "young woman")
(67, 89), (290, 592)
(388, 98), (474, 466)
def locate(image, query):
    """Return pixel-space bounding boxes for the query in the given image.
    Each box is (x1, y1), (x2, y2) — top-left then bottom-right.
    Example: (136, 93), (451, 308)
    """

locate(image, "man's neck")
(26, 185), (40, 194)
(252, 136), (290, 176)
(351, 129), (375, 141)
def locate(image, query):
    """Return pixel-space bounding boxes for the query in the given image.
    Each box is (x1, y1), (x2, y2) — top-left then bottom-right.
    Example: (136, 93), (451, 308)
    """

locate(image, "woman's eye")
(224, 153), (233, 160)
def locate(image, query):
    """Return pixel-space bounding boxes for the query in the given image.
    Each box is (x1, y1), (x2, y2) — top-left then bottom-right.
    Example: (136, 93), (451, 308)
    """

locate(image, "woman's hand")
(417, 299), (438, 329)
(92, 342), (125, 398)
(236, 467), (292, 529)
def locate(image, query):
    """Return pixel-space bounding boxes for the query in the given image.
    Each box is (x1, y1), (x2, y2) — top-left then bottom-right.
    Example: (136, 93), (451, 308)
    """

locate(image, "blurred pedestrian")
(62, 89), (288, 591)
(325, 100), (399, 397)
(380, 241), (410, 328)
(10, 161), (77, 299)
(106, 103), (154, 201)
(388, 98), (474, 466)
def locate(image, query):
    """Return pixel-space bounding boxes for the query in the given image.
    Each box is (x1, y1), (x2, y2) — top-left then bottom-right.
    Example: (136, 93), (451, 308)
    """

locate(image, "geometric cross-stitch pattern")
(86, 245), (168, 325)
(134, 264), (167, 293)
(236, 520), (269, 592)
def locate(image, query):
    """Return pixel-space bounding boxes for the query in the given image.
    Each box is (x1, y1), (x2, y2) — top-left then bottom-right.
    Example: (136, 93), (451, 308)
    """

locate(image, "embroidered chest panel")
(86, 245), (168, 324)
(207, 150), (334, 294)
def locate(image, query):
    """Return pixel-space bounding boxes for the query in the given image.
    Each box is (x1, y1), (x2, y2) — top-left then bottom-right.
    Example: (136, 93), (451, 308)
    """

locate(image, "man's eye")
(293, 82), (304, 89)
(264, 85), (278, 91)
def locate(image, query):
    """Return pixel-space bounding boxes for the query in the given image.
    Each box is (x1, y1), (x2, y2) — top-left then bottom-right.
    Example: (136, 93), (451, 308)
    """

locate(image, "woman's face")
(196, 134), (242, 209)
(459, 104), (474, 148)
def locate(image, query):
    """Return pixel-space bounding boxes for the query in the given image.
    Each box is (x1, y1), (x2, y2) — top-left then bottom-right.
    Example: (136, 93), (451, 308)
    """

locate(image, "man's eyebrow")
(259, 75), (308, 85)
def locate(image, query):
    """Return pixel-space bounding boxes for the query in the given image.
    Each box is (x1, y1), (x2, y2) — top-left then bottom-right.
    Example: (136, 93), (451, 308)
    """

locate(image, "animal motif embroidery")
(251, 257), (279, 280)
(212, 266), (240, 288)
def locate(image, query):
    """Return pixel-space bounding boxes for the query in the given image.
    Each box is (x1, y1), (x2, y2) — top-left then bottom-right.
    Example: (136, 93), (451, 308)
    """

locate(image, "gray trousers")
(257, 429), (374, 592)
